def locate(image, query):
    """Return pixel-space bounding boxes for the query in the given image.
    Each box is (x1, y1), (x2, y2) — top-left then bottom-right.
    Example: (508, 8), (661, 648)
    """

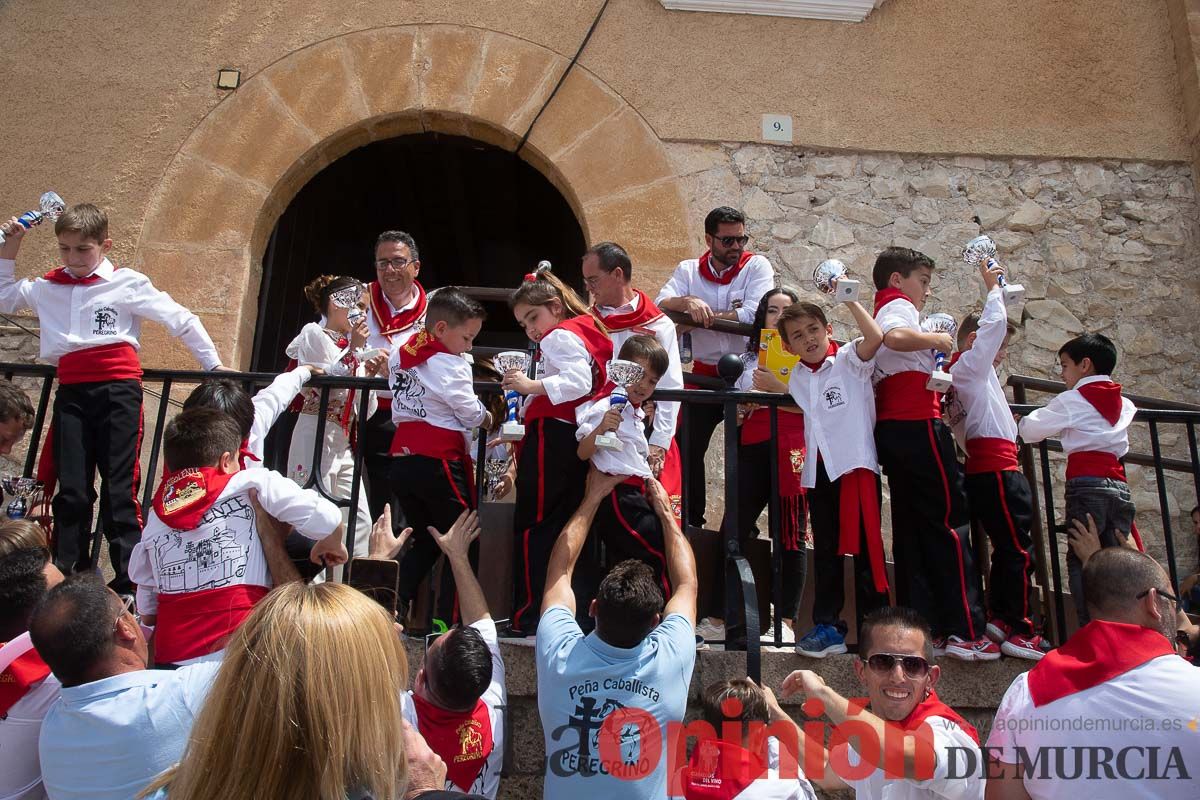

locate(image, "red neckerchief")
(895, 690), (979, 744)
(802, 341), (839, 372)
(592, 290), (664, 331)
(543, 314), (613, 389)
(679, 738), (768, 799)
(153, 467), (237, 530)
(398, 329), (451, 369)
(1075, 379), (1124, 425)
(0, 638), (51, 717)
(948, 352), (963, 367)
(237, 437), (260, 470)
(698, 251), (754, 285)
(411, 693), (494, 792)
(369, 280), (427, 339)
(42, 266), (104, 285)
(872, 288), (912, 316)
(1027, 620), (1175, 708)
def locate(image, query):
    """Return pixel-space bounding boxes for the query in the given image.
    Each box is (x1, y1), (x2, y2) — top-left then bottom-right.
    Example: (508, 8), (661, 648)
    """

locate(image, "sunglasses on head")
(862, 652), (931, 678)
(711, 234), (749, 247)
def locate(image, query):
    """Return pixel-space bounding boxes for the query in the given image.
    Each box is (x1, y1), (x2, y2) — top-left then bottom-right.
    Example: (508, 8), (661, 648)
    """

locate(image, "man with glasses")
(28, 575), (221, 800)
(986, 547), (1200, 799)
(777, 606), (984, 798)
(364, 230), (429, 523)
(656, 206), (775, 528)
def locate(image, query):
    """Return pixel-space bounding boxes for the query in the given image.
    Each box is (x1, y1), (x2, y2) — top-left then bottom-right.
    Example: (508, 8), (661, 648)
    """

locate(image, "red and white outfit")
(1017, 375), (1137, 483)
(128, 467), (342, 665)
(388, 330), (488, 619)
(673, 739), (817, 800)
(285, 322), (376, 558)
(244, 364), (313, 463)
(946, 286), (1038, 641)
(0, 634), (60, 800)
(0, 256), (222, 593)
(872, 290), (985, 643)
(989, 620), (1200, 798)
(401, 618), (506, 798)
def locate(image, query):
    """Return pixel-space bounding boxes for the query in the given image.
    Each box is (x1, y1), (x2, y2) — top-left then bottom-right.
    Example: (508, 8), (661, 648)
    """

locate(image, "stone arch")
(135, 24), (693, 367)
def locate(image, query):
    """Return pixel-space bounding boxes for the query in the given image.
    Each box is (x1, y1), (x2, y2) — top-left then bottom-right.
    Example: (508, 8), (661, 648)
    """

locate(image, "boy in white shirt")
(779, 298), (889, 658)
(576, 335), (671, 602)
(388, 288), (491, 628)
(1017, 332), (1138, 624)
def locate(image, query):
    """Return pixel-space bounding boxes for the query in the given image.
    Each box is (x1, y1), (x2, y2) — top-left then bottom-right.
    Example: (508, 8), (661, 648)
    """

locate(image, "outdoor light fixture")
(216, 68), (241, 90)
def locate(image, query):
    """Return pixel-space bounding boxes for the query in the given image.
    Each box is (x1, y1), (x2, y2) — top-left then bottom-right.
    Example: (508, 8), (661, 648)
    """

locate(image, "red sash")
(593, 290), (664, 331)
(838, 469), (888, 593)
(525, 315), (612, 424)
(41, 266), (103, 285)
(153, 467), (237, 530)
(897, 691), (979, 744)
(390, 421), (469, 459)
(57, 342), (142, 384)
(1065, 451), (1126, 481)
(740, 409), (805, 497)
(1076, 380), (1124, 425)
(965, 438), (1019, 474)
(698, 251), (754, 285)
(0, 638), (51, 717)
(679, 739), (768, 799)
(411, 693), (494, 792)
(369, 280), (427, 339)
(660, 439), (683, 526)
(154, 584), (268, 664)
(875, 371), (942, 421)
(237, 437), (261, 470)
(398, 329), (451, 368)
(1027, 620), (1176, 708)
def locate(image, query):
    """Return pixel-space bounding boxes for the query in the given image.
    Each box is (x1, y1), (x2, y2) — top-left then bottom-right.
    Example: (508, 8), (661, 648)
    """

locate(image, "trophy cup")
(813, 259), (862, 302)
(484, 458), (510, 501)
(2, 476), (43, 520)
(921, 312), (957, 392)
(595, 359), (645, 451)
(493, 351), (530, 442)
(0, 192), (67, 246)
(962, 234), (1024, 305)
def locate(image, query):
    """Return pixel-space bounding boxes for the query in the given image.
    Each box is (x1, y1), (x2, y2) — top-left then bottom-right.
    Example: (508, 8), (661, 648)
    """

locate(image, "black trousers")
(510, 418), (588, 634)
(966, 469), (1036, 636)
(808, 460), (889, 634)
(678, 400), (723, 528)
(576, 484), (669, 611)
(363, 406), (402, 523)
(51, 379), (143, 594)
(875, 418), (985, 640)
(392, 454), (476, 626)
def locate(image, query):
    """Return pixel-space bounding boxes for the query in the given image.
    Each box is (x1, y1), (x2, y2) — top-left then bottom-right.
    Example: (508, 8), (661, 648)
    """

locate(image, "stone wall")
(667, 142), (1200, 570)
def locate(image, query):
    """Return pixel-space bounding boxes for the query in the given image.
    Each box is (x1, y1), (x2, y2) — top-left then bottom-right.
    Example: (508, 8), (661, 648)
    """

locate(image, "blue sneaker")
(795, 624), (848, 658)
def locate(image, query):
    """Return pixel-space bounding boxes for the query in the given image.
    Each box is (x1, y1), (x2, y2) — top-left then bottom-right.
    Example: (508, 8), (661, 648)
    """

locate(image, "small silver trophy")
(2, 476), (43, 519)
(484, 458), (510, 501)
(493, 351), (530, 442)
(0, 192), (67, 247)
(595, 359), (645, 451)
(813, 259), (861, 303)
(921, 312), (957, 392)
(962, 235), (1024, 306)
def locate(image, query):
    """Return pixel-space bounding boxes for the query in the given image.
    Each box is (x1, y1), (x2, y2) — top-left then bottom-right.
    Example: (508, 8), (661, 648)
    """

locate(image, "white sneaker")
(762, 623), (796, 646)
(943, 635), (1002, 662)
(696, 618), (726, 642)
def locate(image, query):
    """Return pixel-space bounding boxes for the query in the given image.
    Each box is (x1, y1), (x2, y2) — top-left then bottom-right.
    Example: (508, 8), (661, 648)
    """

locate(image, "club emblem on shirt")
(456, 720), (486, 762)
(93, 306), (118, 335)
(789, 449), (805, 475)
(824, 386), (846, 409)
(162, 471), (205, 514)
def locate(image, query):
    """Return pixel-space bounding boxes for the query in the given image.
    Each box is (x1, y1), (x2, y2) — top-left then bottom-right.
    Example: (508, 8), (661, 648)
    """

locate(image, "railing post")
(23, 376), (53, 478)
(1148, 421), (1181, 592)
(1036, 442), (1068, 640)
(766, 404), (782, 647)
(141, 378), (173, 513)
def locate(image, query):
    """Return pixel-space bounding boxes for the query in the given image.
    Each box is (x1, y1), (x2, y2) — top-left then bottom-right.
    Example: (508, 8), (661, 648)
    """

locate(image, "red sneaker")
(1001, 633), (1052, 661)
(986, 619), (1012, 644)
(943, 635), (1002, 662)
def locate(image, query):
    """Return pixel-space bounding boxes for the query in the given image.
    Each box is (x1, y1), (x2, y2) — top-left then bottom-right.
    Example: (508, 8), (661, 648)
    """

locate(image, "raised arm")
(542, 467), (625, 615)
(646, 477), (697, 625)
(0, 220), (38, 314)
(846, 300), (884, 362)
(250, 365), (313, 444)
(883, 327), (953, 355)
(429, 509), (488, 625)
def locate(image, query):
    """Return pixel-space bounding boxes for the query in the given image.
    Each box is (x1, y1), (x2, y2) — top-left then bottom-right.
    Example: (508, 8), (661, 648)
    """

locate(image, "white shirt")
(873, 298), (933, 381)
(0, 656), (59, 800)
(365, 284), (423, 353)
(835, 716), (983, 800)
(656, 255), (775, 365)
(401, 618), (507, 799)
(0, 258), (221, 369)
(786, 341), (878, 487)
(128, 468), (342, 615)
(286, 322), (377, 421)
(945, 287), (1017, 446)
(1017, 375), (1136, 457)
(536, 327), (596, 408)
(988, 655), (1200, 798)
(595, 294), (684, 449)
(576, 392), (652, 479)
(388, 350), (488, 433)
(246, 365), (312, 460)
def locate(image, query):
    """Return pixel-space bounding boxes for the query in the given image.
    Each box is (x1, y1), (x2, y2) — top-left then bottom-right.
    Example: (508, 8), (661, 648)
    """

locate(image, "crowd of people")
(0, 200), (1197, 799)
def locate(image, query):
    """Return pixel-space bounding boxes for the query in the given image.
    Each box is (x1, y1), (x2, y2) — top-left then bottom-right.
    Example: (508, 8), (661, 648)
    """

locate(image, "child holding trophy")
(387, 288), (491, 627)
(501, 266), (612, 636)
(574, 335), (672, 599)
(779, 280), (889, 659)
(870, 247), (995, 661)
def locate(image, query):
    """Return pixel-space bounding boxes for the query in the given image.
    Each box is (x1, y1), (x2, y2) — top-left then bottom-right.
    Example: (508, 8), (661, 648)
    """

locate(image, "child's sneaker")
(1001, 633), (1052, 661)
(943, 635), (1002, 662)
(696, 618), (725, 643)
(986, 618), (1012, 644)
(795, 624), (848, 658)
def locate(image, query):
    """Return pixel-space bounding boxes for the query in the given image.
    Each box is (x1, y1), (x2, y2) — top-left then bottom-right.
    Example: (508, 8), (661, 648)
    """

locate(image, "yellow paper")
(758, 329), (801, 381)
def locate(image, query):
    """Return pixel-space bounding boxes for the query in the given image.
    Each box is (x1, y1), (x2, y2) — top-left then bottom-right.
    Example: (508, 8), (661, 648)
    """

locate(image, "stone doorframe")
(136, 24), (693, 367)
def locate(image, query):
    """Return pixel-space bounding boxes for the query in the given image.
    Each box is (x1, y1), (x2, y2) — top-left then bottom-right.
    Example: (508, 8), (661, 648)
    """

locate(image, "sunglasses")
(862, 652), (931, 678)
(1136, 587), (1179, 605)
(710, 234), (750, 247)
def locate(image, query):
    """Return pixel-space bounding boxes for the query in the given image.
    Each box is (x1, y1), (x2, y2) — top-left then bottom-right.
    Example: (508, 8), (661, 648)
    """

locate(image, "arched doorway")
(250, 132), (586, 371)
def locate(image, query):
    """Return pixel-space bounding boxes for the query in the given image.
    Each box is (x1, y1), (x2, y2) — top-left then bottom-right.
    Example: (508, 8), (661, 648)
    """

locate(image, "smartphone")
(348, 557), (400, 617)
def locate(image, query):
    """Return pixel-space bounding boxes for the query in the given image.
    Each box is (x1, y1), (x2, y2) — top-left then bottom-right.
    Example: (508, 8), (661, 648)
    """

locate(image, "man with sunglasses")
(777, 606), (984, 798)
(656, 206), (775, 529)
(986, 547), (1200, 798)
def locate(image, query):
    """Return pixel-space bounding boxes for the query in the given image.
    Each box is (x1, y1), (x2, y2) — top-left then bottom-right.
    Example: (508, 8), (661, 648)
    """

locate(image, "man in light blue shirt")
(28, 575), (221, 800)
(536, 469), (699, 800)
